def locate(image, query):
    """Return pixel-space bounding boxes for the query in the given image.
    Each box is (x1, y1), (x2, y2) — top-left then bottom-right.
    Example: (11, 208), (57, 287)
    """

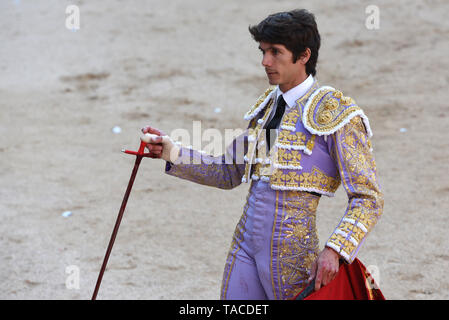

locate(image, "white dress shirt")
(263, 74), (315, 153)
(267, 74), (315, 124)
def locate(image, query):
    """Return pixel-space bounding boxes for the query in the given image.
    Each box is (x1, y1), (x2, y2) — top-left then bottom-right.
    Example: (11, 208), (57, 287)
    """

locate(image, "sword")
(92, 140), (154, 300)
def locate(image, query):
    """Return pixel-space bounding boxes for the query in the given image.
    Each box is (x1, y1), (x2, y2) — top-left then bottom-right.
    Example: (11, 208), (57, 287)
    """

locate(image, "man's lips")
(266, 70), (278, 76)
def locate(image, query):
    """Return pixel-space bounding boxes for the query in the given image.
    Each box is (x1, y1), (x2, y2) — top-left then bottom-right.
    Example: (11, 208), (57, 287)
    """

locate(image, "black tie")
(265, 95), (286, 150)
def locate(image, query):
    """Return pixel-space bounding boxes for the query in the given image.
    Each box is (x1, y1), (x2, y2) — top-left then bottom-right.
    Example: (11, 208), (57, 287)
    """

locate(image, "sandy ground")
(1, 0), (448, 300)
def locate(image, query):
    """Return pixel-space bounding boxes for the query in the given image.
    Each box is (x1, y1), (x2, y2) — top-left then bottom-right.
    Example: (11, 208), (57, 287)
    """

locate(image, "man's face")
(258, 41), (306, 92)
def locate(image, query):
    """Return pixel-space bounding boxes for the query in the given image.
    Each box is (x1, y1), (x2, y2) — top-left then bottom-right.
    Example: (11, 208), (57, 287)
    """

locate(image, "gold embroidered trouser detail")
(220, 180), (321, 300)
(274, 191), (320, 299)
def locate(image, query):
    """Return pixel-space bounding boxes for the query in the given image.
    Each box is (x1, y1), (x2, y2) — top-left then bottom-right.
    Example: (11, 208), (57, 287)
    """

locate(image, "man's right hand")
(140, 126), (180, 163)
(141, 126), (164, 158)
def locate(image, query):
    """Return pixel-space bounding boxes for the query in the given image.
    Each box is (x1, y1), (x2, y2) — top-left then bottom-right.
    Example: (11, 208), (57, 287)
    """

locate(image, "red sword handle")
(122, 140), (153, 157)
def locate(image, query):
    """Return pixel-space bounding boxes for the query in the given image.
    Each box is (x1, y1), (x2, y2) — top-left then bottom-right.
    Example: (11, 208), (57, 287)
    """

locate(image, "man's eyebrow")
(258, 45), (282, 52)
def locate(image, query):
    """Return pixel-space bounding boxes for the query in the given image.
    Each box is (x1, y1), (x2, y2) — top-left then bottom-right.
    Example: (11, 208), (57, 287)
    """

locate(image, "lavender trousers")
(220, 179), (321, 300)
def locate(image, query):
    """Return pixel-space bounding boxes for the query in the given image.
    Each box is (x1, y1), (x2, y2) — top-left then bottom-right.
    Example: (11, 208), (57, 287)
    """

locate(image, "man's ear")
(301, 48), (311, 64)
(296, 48), (311, 65)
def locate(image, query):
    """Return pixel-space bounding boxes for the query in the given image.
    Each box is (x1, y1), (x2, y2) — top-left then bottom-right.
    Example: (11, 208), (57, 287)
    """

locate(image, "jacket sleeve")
(325, 116), (384, 263)
(164, 129), (249, 190)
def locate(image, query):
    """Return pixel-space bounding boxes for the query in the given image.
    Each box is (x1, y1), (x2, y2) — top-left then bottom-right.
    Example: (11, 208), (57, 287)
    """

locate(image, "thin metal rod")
(91, 155), (143, 300)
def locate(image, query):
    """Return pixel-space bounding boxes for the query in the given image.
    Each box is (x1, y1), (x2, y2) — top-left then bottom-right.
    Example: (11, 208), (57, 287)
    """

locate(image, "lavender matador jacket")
(165, 80), (384, 263)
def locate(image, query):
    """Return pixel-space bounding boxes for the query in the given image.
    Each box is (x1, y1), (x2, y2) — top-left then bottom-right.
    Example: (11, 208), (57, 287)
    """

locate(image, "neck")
(279, 73), (309, 93)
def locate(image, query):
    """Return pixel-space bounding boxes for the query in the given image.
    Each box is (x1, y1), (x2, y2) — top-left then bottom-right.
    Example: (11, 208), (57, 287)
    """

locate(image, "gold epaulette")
(302, 86), (373, 138)
(243, 86), (276, 122)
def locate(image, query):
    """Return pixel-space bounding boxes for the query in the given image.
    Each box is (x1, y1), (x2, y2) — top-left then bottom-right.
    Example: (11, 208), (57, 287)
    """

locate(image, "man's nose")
(262, 54), (271, 67)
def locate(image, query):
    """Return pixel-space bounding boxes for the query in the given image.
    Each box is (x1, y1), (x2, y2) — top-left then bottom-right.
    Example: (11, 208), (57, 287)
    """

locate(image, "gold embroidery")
(271, 170), (284, 186)
(346, 207), (376, 232)
(278, 130), (307, 146)
(339, 117), (382, 202)
(305, 88), (363, 135)
(277, 149), (302, 168)
(327, 232), (356, 256)
(341, 96), (354, 106)
(305, 88), (333, 128)
(324, 98), (339, 111)
(282, 109), (300, 128)
(276, 129), (316, 154)
(244, 84), (340, 197)
(306, 135), (316, 152)
(252, 162), (261, 177)
(333, 90), (343, 99)
(339, 221), (364, 243)
(243, 98), (274, 180)
(367, 139), (372, 150)
(299, 167), (339, 190)
(278, 192), (320, 298)
(276, 108), (316, 152)
(326, 116), (383, 262)
(341, 240), (356, 255)
(285, 172), (300, 187)
(317, 110), (333, 124)
(270, 167), (340, 193)
(245, 86), (324, 184)
(244, 86), (276, 120)
(270, 190), (280, 299)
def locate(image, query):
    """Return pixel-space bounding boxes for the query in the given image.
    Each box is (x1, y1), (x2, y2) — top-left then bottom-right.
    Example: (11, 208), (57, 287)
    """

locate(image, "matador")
(141, 9), (384, 300)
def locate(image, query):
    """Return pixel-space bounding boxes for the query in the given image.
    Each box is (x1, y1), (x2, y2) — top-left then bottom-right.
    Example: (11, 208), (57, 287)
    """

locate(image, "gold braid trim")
(303, 87), (371, 137)
(242, 98), (274, 182)
(269, 167), (340, 194)
(244, 86), (276, 121)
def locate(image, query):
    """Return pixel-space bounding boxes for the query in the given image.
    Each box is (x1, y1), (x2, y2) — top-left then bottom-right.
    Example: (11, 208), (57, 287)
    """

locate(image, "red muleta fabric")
(293, 258), (385, 300)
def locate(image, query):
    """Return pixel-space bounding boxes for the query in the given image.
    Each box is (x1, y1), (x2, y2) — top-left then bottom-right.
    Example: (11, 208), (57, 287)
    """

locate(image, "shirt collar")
(276, 74), (314, 108)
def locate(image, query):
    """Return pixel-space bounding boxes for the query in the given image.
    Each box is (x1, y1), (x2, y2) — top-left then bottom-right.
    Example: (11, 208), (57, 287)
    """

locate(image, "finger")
(141, 133), (163, 144)
(142, 126), (163, 136)
(144, 143), (162, 153)
(326, 266), (339, 285)
(141, 133), (155, 143)
(323, 269), (332, 287)
(329, 266), (339, 283)
(145, 144), (163, 152)
(148, 153), (161, 159)
(141, 126), (155, 134)
(314, 267), (323, 292)
(308, 261), (317, 283)
(323, 264), (338, 285)
(141, 126), (151, 134)
(147, 150), (162, 158)
(320, 264), (331, 285)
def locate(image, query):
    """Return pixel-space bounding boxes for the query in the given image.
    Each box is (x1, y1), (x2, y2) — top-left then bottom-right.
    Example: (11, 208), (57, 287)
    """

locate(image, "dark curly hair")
(249, 9), (321, 76)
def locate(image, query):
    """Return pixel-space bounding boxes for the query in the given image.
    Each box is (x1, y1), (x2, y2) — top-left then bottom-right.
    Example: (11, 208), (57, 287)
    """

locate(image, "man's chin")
(267, 78), (279, 86)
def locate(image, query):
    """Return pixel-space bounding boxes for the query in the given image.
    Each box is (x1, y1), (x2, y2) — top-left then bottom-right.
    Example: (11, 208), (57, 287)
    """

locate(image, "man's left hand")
(308, 247), (340, 292)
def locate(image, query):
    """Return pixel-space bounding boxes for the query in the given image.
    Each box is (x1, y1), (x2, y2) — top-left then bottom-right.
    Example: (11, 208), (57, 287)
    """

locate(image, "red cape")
(294, 258), (385, 300)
